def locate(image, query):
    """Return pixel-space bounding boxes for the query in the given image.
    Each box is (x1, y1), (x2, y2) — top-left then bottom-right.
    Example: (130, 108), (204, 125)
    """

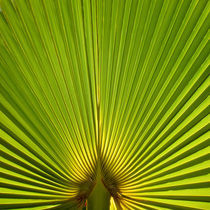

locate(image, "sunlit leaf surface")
(0, 0), (209, 209)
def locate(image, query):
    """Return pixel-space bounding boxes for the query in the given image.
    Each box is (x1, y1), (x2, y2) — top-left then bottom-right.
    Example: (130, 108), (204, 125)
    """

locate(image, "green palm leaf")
(0, 0), (209, 209)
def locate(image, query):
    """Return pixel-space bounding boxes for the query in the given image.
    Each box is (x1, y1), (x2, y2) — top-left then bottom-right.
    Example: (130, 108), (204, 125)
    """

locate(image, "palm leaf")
(0, 0), (209, 209)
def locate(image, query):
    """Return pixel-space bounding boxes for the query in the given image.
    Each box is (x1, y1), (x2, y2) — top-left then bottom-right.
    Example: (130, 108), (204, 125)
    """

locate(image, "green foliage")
(0, 0), (209, 209)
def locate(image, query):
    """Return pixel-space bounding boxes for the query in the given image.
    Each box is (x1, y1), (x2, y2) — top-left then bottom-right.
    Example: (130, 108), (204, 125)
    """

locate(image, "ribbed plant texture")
(0, 0), (210, 209)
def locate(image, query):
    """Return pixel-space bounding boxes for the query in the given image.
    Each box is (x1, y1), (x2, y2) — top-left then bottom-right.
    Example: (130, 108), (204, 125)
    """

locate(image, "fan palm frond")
(0, 0), (209, 209)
